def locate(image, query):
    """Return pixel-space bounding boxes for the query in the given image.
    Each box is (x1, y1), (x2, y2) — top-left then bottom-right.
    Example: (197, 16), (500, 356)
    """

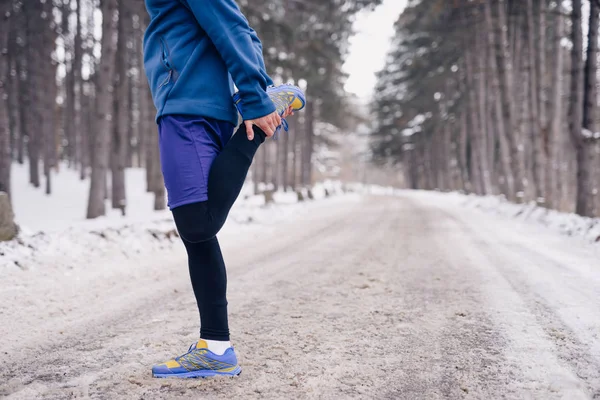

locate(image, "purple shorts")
(158, 115), (235, 209)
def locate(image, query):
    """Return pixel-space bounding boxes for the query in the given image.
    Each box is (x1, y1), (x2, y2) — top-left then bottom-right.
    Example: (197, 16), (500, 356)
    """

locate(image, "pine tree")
(371, 0), (600, 217)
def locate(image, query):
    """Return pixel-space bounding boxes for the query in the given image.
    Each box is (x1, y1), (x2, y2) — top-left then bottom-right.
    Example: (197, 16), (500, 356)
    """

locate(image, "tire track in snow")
(380, 203), (514, 399)
(448, 207), (599, 399)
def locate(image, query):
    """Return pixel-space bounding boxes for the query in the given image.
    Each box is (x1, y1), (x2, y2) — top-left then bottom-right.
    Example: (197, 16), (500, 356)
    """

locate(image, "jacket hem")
(158, 100), (239, 126)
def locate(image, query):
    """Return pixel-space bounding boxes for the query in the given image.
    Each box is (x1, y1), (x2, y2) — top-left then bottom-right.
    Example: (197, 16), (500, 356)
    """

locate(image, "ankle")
(203, 339), (232, 356)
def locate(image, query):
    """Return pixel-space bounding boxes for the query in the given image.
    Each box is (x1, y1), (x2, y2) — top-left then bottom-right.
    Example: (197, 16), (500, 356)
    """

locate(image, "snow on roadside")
(444, 193), (600, 244)
(326, 180), (600, 245)
(10, 163), (170, 234)
(1, 164), (357, 273)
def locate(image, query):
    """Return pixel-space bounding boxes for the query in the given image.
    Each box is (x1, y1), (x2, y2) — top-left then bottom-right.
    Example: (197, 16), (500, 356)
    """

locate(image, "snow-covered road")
(1, 193), (600, 399)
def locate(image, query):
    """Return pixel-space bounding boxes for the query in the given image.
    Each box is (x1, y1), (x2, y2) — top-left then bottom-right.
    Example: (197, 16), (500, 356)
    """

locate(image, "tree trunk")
(582, 2), (598, 133)
(65, 67), (76, 164)
(567, 0), (598, 217)
(42, 0), (57, 195)
(73, 0), (83, 170)
(496, 0), (525, 198)
(578, 0), (600, 217)
(141, 63), (165, 210)
(136, 15), (147, 170)
(145, 96), (155, 192)
(80, 0), (99, 181)
(546, 4), (564, 210)
(62, 0), (75, 166)
(87, 0), (119, 219)
(127, 37), (136, 169)
(6, 26), (20, 165)
(150, 130), (166, 211)
(536, 0), (547, 129)
(474, 17), (493, 194)
(79, 82), (91, 180)
(458, 110), (470, 192)
(25, 3), (41, 189)
(7, 58), (20, 164)
(282, 117), (290, 191)
(449, 119), (463, 191)
(14, 53), (24, 165)
(252, 151), (259, 194)
(290, 116), (299, 190)
(111, 0), (129, 215)
(525, 0), (543, 202)
(464, 40), (485, 195)
(260, 142), (268, 187)
(304, 97), (315, 187)
(139, 78), (151, 187)
(153, 182), (166, 210)
(485, 0), (513, 198)
(272, 135), (280, 191)
(0, 3), (11, 198)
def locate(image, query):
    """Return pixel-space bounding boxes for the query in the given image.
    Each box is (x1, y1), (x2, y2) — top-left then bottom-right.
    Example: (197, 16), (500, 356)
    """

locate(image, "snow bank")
(446, 193), (600, 244)
(0, 218), (179, 272)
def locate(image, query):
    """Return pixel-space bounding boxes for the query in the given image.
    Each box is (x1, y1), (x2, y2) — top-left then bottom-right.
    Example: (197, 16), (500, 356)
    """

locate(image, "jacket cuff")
(240, 92), (276, 120)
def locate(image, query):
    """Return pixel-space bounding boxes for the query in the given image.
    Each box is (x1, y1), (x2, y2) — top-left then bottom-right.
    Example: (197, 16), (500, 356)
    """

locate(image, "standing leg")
(181, 234), (229, 341)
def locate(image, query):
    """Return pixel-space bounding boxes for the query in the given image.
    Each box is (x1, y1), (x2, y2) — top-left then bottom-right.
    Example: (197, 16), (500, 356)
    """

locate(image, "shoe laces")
(274, 118), (289, 141)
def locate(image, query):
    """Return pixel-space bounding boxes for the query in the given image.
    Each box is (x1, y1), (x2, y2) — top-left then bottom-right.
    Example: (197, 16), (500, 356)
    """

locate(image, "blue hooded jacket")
(143, 0), (276, 125)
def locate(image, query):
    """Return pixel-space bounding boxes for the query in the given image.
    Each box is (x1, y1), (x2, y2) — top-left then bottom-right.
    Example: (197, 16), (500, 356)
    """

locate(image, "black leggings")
(172, 123), (266, 341)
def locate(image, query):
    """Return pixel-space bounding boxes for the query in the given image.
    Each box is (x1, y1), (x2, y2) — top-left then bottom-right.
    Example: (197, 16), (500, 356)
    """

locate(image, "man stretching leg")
(143, 0), (305, 378)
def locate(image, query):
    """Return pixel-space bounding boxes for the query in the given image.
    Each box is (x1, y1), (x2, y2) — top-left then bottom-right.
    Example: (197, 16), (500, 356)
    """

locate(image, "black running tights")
(171, 124), (266, 341)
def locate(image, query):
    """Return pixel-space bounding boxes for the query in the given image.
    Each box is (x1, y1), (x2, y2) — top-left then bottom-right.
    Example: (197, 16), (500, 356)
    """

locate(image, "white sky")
(343, 0), (407, 101)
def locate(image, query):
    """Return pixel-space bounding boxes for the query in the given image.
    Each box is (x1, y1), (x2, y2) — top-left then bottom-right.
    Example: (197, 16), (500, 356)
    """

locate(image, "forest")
(0, 0), (379, 220)
(372, 0), (600, 217)
(2, 0), (600, 224)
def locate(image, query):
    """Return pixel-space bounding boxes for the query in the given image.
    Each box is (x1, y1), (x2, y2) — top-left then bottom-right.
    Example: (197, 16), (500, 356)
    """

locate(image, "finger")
(256, 121), (270, 137)
(263, 122), (275, 137)
(265, 118), (275, 134)
(275, 113), (282, 126)
(245, 121), (254, 140)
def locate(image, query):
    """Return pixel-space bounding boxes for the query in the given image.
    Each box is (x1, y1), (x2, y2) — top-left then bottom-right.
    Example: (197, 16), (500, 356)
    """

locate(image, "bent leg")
(168, 122), (267, 242)
(205, 124), (267, 225)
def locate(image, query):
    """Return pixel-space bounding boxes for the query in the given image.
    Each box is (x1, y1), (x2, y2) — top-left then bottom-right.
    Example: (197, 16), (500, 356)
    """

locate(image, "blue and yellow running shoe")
(233, 83), (306, 136)
(266, 83), (306, 115)
(152, 340), (241, 379)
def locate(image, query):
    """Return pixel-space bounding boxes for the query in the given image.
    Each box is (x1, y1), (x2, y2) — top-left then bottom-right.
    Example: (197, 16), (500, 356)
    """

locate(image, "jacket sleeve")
(249, 26), (274, 87)
(180, 0), (275, 120)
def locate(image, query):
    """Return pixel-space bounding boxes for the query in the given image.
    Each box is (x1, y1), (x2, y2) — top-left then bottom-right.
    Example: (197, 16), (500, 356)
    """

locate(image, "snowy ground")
(10, 163), (172, 233)
(1, 167), (600, 399)
(446, 192), (600, 245)
(2, 163), (344, 272)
